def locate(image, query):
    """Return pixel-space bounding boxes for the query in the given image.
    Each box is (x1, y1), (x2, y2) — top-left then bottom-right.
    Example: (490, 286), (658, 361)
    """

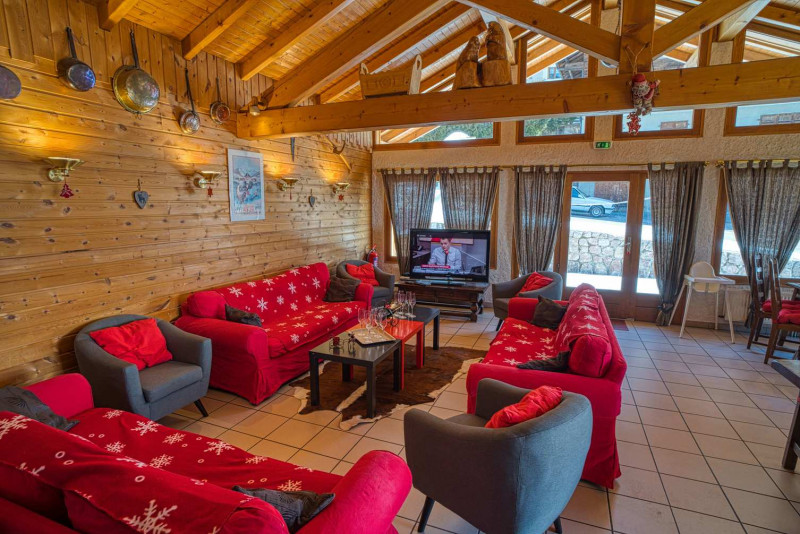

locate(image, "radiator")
(723, 286), (750, 322)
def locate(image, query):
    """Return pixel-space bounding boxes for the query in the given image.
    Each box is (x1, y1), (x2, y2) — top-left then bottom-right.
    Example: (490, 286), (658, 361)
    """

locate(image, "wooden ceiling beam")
(266, 0), (445, 108)
(718, 0), (770, 42)
(757, 3), (800, 27)
(238, 0), (355, 81)
(182, 0), (259, 60)
(98, 0), (138, 30)
(319, 3), (476, 103)
(619, 0), (655, 73)
(237, 56), (800, 138)
(653, 0), (758, 56)
(455, 0), (621, 65)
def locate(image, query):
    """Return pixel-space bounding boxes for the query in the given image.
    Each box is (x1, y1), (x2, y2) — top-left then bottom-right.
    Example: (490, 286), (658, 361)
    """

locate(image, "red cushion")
(89, 318), (172, 369)
(762, 300), (800, 313)
(568, 335), (613, 377)
(777, 308), (800, 325)
(346, 263), (380, 286)
(517, 272), (554, 295)
(485, 386), (563, 428)
(185, 291), (227, 319)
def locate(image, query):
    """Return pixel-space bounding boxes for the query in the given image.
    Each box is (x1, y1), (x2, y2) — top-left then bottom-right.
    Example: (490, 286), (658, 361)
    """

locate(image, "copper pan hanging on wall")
(112, 30), (160, 115)
(179, 67), (200, 134)
(58, 27), (96, 92)
(209, 77), (230, 124)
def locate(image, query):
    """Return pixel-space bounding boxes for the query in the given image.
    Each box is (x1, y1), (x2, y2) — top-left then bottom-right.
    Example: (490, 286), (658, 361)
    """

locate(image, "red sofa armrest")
(174, 316), (269, 360)
(24, 374), (93, 419)
(354, 283), (374, 306)
(466, 363), (621, 418)
(297, 451), (411, 534)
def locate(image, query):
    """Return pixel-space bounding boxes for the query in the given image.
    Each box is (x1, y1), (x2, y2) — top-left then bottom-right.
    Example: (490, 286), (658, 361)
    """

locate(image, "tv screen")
(409, 229), (491, 282)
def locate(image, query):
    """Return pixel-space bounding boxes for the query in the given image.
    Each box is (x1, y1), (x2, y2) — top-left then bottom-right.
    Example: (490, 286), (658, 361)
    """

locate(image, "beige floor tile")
(618, 403), (641, 423)
(232, 411), (288, 438)
(343, 436), (403, 463)
(292, 409), (339, 426)
(260, 394), (303, 417)
(716, 403), (774, 426)
(626, 367), (663, 381)
(182, 420), (226, 439)
(609, 494), (678, 534)
(661, 474), (737, 520)
(202, 403), (257, 428)
(428, 406), (463, 420)
(737, 381), (785, 397)
(628, 377), (670, 393)
(683, 413), (739, 439)
(763, 409), (793, 431)
(723, 487), (800, 534)
(266, 419), (323, 448)
(288, 449), (338, 472)
(610, 466), (668, 504)
(397, 485), (426, 521)
(746, 441), (790, 470)
(616, 420), (649, 445)
(696, 375), (741, 392)
(365, 416), (406, 445)
(706, 458), (784, 497)
(302, 427), (361, 459)
(157, 414), (194, 430)
(446, 377), (468, 394)
(392, 515), (416, 534)
(671, 509), (746, 534)
(644, 425), (700, 454)
(673, 397), (724, 418)
(433, 391), (467, 412)
(766, 468), (800, 502)
(748, 393), (796, 413)
(204, 388), (237, 402)
(654, 360), (692, 373)
(247, 439), (298, 461)
(562, 486), (611, 530)
(694, 434), (759, 464)
(426, 502), (480, 533)
(618, 440), (657, 471)
(651, 447), (715, 483)
(331, 460), (354, 477)
(687, 363), (729, 378)
(177, 397), (227, 418)
(730, 420), (789, 447)
(637, 407), (688, 430)
(706, 388), (756, 407)
(633, 391), (678, 411)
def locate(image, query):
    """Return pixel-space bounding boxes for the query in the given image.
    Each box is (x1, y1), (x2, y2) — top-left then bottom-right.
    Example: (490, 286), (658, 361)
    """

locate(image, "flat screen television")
(409, 228), (491, 283)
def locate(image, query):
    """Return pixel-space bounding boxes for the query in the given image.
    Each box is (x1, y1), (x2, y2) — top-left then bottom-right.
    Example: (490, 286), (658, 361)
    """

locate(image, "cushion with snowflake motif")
(0, 386), (77, 432)
(225, 304), (262, 327)
(484, 386), (563, 428)
(233, 486), (334, 533)
(324, 277), (360, 303)
(531, 296), (567, 330)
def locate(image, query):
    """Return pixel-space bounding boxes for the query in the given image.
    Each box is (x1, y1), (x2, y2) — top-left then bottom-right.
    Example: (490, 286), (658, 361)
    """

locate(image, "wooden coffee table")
(770, 359), (800, 469)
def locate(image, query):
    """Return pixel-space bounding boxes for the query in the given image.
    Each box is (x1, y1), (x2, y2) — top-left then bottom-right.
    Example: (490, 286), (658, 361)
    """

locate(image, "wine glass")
(365, 308), (374, 339)
(377, 308), (389, 331)
(358, 308), (368, 330)
(407, 292), (416, 318)
(396, 291), (406, 319)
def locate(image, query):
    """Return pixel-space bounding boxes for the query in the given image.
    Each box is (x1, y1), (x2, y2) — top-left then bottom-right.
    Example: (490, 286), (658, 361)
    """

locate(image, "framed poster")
(227, 149), (266, 221)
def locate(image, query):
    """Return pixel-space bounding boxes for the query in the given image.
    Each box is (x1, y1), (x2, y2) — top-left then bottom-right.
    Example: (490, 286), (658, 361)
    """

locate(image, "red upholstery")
(761, 300), (800, 313)
(485, 386), (563, 428)
(89, 318), (173, 369)
(175, 263), (374, 404)
(777, 308), (800, 325)
(345, 263), (380, 286)
(517, 272), (554, 295)
(467, 285), (626, 488)
(4, 375), (410, 534)
(24, 374), (93, 419)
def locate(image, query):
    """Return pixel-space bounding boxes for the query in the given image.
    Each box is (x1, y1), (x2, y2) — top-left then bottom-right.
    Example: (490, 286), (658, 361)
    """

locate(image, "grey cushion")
(372, 286), (392, 299)
(139, 361), (203, 403)
(446, 413), (487, 428)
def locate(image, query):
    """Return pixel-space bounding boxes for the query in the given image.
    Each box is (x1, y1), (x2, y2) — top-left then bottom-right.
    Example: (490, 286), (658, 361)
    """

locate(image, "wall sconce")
(47, 157), (84, 182)
(332, 182), (350, 201)
(239, 97), (267, 117)
(194, 170), (221, 197)
(277, 176), (300, 199)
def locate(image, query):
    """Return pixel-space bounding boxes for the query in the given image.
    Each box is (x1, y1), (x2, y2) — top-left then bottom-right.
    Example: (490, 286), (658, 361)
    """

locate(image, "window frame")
(724, 31), (800, 137)
(373, 123), (501, 151)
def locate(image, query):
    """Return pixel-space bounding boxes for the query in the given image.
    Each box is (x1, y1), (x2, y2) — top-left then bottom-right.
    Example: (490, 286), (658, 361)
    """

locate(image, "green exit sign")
(595, 141), (612, 149)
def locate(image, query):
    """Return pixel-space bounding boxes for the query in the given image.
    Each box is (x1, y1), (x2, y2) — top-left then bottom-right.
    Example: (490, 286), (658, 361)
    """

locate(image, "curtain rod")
(714, 159), (800, 167)
(499, 161), (710, 169)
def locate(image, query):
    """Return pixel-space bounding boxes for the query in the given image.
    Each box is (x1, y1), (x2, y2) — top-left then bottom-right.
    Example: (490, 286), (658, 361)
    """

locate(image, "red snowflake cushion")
(89, 318), (172, 370)
(0, 411), (289, 534)
(345, 264), (380, 286)
(264, 302), (364, 357)
(517, 272), (554, 295)
(485, 386), (563, 428)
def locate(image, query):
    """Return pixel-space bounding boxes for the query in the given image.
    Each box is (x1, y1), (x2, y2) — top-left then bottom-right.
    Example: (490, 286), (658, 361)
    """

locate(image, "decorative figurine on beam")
(624, 45), (660, 136)
(480, 22), (512, 87)
(454, 36), (482, 90)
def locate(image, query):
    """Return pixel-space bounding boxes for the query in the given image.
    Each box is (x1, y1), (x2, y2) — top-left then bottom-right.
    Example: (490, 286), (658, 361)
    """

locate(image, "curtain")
(381, 168), (438, 275)
(439, 167), (499, 230)
(648, 162), (704, 325)
(724, 160), (800, 279)
(514, 165), (567, 273)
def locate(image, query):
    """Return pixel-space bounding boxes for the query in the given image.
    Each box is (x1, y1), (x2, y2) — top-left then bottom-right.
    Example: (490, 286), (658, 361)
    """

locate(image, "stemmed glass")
(358, 308), (368, 330)
(396, 291), (407, 319)
(407, 292), (416, 318)
(364, 308), (374, 340)
(376, 307), (389, 331)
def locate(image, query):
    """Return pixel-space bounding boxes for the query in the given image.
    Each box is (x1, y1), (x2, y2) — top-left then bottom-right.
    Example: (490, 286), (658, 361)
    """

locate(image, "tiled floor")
(159, 311), (800, 534)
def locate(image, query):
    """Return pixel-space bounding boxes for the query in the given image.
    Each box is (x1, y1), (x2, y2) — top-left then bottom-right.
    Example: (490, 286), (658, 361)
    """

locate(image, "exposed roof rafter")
(653, 0), (754, 57)
(182, 0), (259, 60)
(98, 0), (138, 31)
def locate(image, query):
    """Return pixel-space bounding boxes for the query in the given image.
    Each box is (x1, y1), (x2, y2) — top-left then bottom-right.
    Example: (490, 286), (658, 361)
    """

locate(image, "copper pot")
(112, 30), (159, 115)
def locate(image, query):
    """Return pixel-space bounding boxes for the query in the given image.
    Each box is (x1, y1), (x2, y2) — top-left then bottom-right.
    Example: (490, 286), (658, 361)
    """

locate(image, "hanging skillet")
(0, 65), (21, 100)
(58, 27), (95, 92)
(209, 77), (230, 124)
(179, 68), (200, 134)
(112, 30), (160, 115)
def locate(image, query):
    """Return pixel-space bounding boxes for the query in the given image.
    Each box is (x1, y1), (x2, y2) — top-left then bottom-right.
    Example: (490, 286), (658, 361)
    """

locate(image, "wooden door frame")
(554, 170), (654, 319)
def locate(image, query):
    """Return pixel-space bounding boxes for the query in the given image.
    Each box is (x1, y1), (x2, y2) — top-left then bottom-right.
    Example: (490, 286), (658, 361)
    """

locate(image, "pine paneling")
(0, 0), (373, 387)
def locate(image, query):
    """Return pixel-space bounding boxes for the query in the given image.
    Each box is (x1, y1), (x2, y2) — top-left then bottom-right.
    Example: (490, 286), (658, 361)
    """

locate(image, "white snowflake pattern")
(0, 414), (29, 440)
(277, 296), (285, 305)
(247, 282), (257, 287)
(314, 314), (325, 319)
(311, 278), (321, 289)
(512, 323), (527, 330)
(116, 457), (148, 468)
(503, 358), (521, 366)
(204, 440), (234, 456)
(295, 322), (306, 327)
(331, 316), (339, 324)
(130, 420), (159, 437)
(149, 454), (173, 469)
(305, 295), (312, 303)
(105, 441), (126, 453)
(532, 351), (552, 359)
(290, 334), (300, 344)
(581, 323), (600, 331)
(290, 302), (298, 311)
(517, 339), (533, 345)
(504, 346), (517, 352)
(294, 465), (313, 472)
(277, 480), (302, 491)
(344, 307), (352, 313)
(257, 298), (268, 311)
(18, 462), (45, 476)
(289, 269), (300, 276)
(245, 456), (268, 464)
(163, 433), (184, 445)
(576, 305), (594, 312)
(288, 283), (297, 294)
(103, 410), (124, 419)
(263, 278), (275, 286)
(124, 499), (177, 534)
(229, 287), (243, 297)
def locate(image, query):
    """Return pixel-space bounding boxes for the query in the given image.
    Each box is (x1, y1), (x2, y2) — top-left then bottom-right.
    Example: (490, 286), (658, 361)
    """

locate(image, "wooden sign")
(359, 56), (422, 98)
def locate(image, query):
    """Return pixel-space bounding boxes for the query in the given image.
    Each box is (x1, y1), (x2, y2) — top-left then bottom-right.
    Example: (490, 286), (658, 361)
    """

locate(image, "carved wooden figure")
(480, 22), (512, 87)
(454, 36), (482, 90)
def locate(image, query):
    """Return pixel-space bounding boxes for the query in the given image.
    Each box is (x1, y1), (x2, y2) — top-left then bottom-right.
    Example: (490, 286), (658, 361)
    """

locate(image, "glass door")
(554, 171), (651, 318)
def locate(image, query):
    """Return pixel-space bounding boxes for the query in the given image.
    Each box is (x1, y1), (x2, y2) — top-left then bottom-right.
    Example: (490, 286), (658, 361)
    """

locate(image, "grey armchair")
(492, 271), (563, 330)
(74, 314), (212, 421)
(337, 259), (395, 307)
(404, 379), (592, 534)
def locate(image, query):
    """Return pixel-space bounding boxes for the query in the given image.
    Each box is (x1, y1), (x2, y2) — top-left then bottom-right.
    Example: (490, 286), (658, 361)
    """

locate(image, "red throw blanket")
(554, 284), (610, 351)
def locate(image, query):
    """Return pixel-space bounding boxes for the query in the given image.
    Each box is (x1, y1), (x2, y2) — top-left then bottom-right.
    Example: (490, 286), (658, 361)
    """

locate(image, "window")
(376, 123), (500, 149)
(637, 179), (658, 294)
(412, 123), (495, 143)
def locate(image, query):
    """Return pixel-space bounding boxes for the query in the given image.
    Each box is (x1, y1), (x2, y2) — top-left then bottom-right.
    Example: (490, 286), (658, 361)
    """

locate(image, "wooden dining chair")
(747, 253), (770, 349)
(764, 259), (800, 363)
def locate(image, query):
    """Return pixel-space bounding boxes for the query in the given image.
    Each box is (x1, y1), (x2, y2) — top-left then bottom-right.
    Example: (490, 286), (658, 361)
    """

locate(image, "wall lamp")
(47, 157), (84, 182)
(277, 176), (300, 199)
(194, 170), (221, 197)
(332, 182), (350, 201)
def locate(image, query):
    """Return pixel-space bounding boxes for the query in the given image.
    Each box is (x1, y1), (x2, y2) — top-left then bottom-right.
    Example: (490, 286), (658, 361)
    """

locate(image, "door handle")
(625, 236), (632, 255)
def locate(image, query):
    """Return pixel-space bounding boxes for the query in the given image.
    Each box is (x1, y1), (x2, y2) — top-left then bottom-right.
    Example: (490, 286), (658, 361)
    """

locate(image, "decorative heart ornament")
(308, 191), (316, 208)
(134, 190), (149, 208)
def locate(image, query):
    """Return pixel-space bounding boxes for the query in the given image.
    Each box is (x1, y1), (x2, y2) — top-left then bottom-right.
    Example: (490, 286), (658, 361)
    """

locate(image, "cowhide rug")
(289, 345), (484, 429)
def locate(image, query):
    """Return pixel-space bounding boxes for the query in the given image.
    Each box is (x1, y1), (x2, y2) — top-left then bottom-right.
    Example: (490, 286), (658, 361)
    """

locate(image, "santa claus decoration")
(626, 73), (660, 135)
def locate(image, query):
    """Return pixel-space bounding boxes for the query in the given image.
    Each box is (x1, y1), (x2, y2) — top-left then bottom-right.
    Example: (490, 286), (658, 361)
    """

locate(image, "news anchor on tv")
(428, 235), (463, 272)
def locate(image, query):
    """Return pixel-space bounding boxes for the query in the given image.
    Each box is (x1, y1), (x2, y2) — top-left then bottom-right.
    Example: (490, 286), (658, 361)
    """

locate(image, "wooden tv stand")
(396, 279), (489, 322)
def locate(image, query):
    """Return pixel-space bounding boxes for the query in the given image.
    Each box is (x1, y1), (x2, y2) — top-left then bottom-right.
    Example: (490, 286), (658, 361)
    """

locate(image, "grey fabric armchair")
(337, 259), (395, 307)
(74, 314), (212, 421)
(404, 379), (592, 534)
(492, 271), (563, 330)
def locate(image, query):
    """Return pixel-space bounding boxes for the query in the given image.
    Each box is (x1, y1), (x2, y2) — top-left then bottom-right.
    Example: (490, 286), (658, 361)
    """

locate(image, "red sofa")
(0, 374), (410, 534)
(175, 262), (373, 404)
(466, 284), (626, 488)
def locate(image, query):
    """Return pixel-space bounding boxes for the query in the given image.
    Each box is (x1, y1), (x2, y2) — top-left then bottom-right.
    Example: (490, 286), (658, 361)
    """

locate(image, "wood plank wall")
(0, 0), (373, 386)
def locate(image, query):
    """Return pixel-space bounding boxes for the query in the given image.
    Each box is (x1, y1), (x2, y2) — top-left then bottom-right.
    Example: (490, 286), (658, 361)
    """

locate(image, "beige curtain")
(381, 168), (438, 275)
(649, 162), (704, 325)
(724, 160), (800, 279)
(514, 165), (567, 273)
(439, 167), (499, 230)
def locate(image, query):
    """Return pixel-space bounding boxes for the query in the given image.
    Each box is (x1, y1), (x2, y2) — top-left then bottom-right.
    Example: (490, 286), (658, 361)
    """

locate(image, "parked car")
(570, 186), (618, 217)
